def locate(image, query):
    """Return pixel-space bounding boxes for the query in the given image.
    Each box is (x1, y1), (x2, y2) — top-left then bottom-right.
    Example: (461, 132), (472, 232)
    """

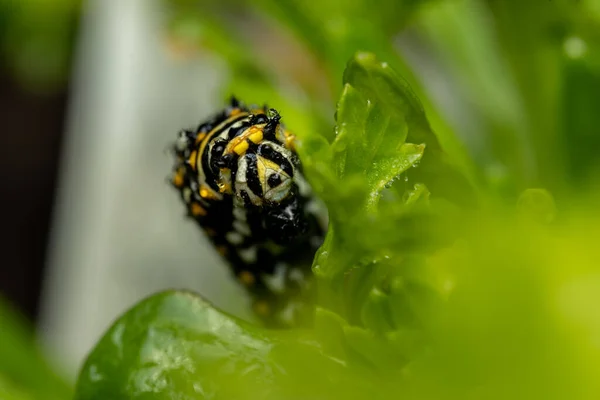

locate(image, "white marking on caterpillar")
(261, 262), (287, 294)
(183, 187), (192, 203)
(175, 133), (189, 151)
(232, 204), (247, 222)
(225, 231), (244, 245)
(288, 268), (305, 284)
(294, 172), (312, 197)
(233, 220), (252, 236)
(235, 154), (263, 206)
(238, 246), (257, 263)
(279, 302), (297, 324)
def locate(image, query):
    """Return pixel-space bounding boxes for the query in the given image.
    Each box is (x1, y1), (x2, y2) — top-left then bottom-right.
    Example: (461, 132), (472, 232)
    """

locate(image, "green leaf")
(360, 288), (395, 333)
(342, 326), (409, 373)
(342, 52), (475, 207)
(332, 83), (426, 209)
(74, 290), (383, 400)
(0, 375), (34, 400)
(486, 0), (570, 191)
(75, 290), (275, 400)
(0, 296), (72, 400)
(413, 0), (533, 192)
(307, 53), (469, 290)
(302, 54), (465, 352)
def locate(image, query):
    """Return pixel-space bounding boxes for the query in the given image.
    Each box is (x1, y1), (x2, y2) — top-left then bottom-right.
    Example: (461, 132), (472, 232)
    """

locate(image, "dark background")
(0, 1), (81, 324)
(0, 66), (68, 323)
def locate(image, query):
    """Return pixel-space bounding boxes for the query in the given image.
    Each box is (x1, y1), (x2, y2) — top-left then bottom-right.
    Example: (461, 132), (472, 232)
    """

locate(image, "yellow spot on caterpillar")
(188, 150), (198, 170)
(190, 202), (206, 217)
(218, 182), (231, 193)
(238, 270), (255, 286)
(248, 130), (263, 144)
(199, 185), (219, 200)
(195, 132), (206, 144)
(172, 173), (184, 187)
(284, 130), (296, 150)
(233, 140), (249, 155)
(224, 125), (264, 156)
(229, 108), (242, 116)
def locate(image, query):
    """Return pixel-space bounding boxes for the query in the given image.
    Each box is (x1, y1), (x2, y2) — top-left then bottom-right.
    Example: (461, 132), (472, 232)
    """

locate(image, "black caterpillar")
(170, 97), (327, 327)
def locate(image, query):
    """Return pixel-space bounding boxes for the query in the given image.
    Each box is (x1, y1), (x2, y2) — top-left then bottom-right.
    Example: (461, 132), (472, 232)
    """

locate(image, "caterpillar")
(170, 97), (327, 328)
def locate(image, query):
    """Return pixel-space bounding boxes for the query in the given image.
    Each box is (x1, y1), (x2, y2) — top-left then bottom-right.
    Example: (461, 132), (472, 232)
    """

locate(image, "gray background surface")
(38, 0), (253, 381)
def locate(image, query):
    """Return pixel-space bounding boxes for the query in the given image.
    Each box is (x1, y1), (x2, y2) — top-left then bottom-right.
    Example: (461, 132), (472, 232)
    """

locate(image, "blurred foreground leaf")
(0, 297), (72, 400)
(74, 290), (389, 400)
(75, 208), (600, 399)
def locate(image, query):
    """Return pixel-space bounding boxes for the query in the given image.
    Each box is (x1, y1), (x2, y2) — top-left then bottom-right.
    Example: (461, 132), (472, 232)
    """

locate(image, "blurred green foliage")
(4, 0), (600, 399)
(0, 296), (72, 400)
(0, 0), (81, 92)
